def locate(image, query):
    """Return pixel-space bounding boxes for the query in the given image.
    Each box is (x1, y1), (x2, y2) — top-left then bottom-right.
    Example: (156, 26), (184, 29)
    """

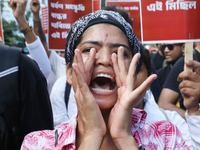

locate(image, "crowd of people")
(1, 0), (200, 149)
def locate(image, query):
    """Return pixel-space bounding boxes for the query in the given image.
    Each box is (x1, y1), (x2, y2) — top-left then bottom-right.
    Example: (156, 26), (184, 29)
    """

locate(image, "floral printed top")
(21, 108), (189, 150)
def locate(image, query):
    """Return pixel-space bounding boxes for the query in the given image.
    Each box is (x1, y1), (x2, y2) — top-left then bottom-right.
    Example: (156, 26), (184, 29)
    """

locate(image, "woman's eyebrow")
(80, 41), (102, 46)
(109, 43), (130, 50)
(80, 41), (130, 50)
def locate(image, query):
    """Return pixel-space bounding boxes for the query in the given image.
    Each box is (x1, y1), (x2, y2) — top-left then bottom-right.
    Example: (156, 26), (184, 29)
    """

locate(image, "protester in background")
(157, 43), (185, 87)
(31, 0), (65, 79)
(158, 42), (200, 119)
(178, 60), (200, 148)
(0, 0), (54, 148)
(0, 44), (53, 150)
(140, 47), (197, 149)
(102, 4), (133, 27)
(20, 4), (189, 148)
(30, 0), (66, 94)
(150, 43), (166, 71)
(17, 0), (52, 79)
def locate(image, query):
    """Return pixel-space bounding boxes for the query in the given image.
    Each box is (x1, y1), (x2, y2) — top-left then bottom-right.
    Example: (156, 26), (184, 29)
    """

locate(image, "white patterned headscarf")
(65, 10), (142, 72)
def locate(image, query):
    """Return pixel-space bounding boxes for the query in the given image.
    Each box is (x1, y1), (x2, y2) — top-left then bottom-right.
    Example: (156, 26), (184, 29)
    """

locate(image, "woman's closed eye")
(114, 50), (128, 57)
(82, 48), (92, 53)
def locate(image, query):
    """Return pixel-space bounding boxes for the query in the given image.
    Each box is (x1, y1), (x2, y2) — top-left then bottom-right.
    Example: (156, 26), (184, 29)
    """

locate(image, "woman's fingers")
(84, 48), (96, 79)
(112, 53), (122, 87)
(72, 63), (90, 101)
(74, 48), (96, 85)
(130, 74), (157, 107)
(74, 49), (85, 74)
(73, 60), (98, 113)
(73, 62), (106, 138)
(113, 48), (142, 91)
(117, 47), (127, 84)
(126, 53), (141, 91)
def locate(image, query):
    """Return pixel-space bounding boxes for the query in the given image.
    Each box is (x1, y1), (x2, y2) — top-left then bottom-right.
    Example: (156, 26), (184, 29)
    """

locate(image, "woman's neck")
(136, 100), (144, 109)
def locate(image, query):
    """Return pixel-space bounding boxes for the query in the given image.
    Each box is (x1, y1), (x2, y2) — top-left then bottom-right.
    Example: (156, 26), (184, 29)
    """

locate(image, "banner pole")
(184, 42), (193, 72)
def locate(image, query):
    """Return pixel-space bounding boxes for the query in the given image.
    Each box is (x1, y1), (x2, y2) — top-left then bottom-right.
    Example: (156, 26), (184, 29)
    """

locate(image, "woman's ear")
(66, 63), (73, 85)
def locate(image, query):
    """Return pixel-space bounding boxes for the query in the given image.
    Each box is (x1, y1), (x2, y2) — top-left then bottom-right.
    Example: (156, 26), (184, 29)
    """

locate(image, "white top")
(49, 50), (66, 79)
(185, 112), (200, 150)
(47, 71), (57, 94)
(47, 51), (66, 93)
(26, 37), (51, 78)
(144, 90), (192, 149)
(50, 75), (77, 129)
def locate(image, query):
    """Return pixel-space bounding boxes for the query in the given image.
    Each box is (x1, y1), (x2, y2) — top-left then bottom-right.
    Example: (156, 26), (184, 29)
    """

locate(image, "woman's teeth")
(90, 73), (116, 92)
(95, 73), (113, 81)
(91, 88), (113, 93)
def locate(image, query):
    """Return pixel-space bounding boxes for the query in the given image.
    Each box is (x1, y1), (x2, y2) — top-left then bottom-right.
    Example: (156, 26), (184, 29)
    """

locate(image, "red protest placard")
(93, 0), (101, 11)
(106, 0), (141, 41)
(0, 8), (4, 43)
(42, 6), (48, 34)
(48, 0), (101, 50)
(141, 0), (200, 43)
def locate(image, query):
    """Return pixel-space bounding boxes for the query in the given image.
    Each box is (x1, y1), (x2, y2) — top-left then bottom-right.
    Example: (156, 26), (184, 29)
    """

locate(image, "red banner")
(93, 0), (101, 11)
(0, 7), (4, 43)
(106, 0), (141, 41)
(141, 0), (200, 43)
(48, 0), (101, 50)
(42, 6), (48, 34)
(106, 0), (200, 43)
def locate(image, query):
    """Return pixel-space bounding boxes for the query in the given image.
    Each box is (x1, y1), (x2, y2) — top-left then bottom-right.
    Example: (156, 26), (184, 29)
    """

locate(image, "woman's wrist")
(78, 134), (103, 150)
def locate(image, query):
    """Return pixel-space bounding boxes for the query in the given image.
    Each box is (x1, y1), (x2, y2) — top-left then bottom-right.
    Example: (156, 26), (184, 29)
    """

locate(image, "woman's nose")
(95, 48), (113, 66)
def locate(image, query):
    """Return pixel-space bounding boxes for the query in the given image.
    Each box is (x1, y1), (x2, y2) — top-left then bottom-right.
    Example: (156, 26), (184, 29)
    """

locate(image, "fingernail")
(75, 50), (77, 55)
(112, 53), (116, 58)
(138, 53), (141, 59)
(72, 63), (76, 69)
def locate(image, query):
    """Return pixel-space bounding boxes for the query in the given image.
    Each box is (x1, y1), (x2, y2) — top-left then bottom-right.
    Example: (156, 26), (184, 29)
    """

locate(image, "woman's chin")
(89, 86), (118, 110)
(95, 96), (117, 110)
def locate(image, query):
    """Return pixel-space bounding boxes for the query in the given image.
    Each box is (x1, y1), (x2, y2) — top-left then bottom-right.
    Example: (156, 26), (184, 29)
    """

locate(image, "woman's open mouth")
(90, 73), (116, 93)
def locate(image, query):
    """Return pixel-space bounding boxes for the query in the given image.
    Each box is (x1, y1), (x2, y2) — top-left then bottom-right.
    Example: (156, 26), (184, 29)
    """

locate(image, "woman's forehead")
(84, 23), (123, 33)
(80, 24), (129, 44)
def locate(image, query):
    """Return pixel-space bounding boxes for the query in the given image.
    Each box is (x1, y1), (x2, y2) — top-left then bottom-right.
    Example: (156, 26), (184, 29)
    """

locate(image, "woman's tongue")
(91, 79), (111, 90)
